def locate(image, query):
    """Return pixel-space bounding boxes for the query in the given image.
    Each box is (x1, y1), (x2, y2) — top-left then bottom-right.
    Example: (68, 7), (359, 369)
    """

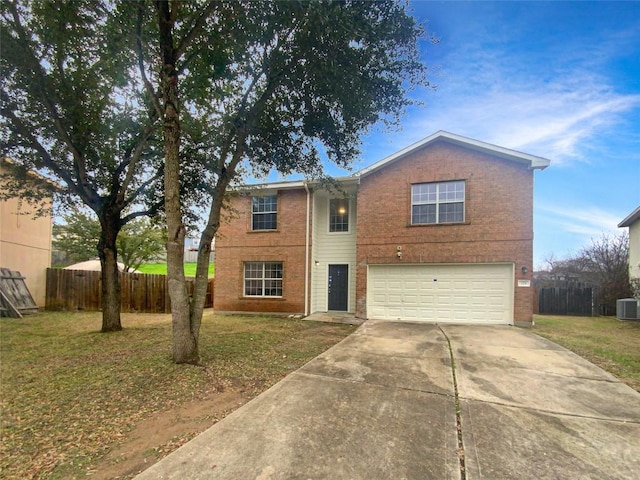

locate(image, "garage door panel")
(419, 308), (436, 319)
(368, 264), (513, 325)
(386, 280), (403, 290)
(470, 295), (488, 306)
(487, 295), (505, 306)
(402, 307), (419, 318)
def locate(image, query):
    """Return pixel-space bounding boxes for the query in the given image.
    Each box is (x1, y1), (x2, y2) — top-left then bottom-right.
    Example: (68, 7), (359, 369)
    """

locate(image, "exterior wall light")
(521, 266), (528, 274)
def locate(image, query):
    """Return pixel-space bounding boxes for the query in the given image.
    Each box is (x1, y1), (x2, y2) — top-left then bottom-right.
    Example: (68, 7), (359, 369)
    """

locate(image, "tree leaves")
(54, 209), (165, 271)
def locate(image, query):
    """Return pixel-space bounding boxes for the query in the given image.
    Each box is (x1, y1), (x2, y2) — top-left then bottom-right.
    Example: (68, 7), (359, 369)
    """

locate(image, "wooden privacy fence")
(46, 269), (214, 313)
(537, 286), (595, 316)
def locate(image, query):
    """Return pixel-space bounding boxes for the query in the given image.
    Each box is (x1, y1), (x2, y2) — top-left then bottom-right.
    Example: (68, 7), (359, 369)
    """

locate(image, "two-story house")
(214, 131), (550, 326)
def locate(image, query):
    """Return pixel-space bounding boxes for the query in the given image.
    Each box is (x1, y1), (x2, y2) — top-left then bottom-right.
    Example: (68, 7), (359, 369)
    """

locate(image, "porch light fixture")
(521, 266), (528, 274)
(315, 260), (320, 266)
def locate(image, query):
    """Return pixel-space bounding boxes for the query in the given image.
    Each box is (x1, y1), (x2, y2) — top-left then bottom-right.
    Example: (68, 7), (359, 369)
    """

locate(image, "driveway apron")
(134, 321), (640, 480)
(442, 325), (640, 480)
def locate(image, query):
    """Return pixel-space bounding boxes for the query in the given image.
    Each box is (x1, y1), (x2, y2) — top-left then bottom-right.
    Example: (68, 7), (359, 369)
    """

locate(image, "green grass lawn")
(533, 314), (640, 392)
(137, 262), (215, 277)
(0, 311), (355, 479)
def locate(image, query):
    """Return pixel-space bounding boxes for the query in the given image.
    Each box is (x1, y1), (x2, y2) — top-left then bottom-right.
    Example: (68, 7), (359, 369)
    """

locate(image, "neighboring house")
(214, 131), (550, 326)
(184, 236), (215, 263)
(618, 205), (640, 284)
(0, 158), (55, 307)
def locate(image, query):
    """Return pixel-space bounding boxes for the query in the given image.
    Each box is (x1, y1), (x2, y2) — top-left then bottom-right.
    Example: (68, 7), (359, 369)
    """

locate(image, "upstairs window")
(411, 180), (465, 225)
(244, 262), (283, 297)
(252, 195), (277, 230)
(329, 198), (350, 232)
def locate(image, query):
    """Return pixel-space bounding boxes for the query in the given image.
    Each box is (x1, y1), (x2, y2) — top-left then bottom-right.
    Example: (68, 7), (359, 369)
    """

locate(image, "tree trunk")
(157, 1), (199, 364)
(98, 213), (122, 332)
(189, 220), (215, 337)
(190, 174), (232, 327)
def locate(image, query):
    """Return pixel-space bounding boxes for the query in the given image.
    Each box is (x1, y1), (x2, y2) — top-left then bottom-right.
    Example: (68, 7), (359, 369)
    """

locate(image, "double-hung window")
(252, 195), (277, 230)
(244, 262), (283, 297)
(329, 198), (349, 233)
(411, 180), (465, 225)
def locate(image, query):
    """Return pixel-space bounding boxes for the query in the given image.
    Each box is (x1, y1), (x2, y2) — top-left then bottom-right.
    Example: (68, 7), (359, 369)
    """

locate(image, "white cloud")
(537, 203), (623, 238)
(350, 5), (640, 177)
(399, 79), (640, 166)
(364, 12), (640, 168)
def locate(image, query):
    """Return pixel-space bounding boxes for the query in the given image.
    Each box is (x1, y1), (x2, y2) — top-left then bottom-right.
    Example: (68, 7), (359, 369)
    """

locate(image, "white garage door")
(367, 264), (513, 324)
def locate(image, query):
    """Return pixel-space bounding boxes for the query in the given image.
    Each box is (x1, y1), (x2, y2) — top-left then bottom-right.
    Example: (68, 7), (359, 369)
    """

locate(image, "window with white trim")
(252, 195), (277, 230)
(411, 180), (465, 225)
(329, 198), (349, 232)
(244, 262), (283, 297)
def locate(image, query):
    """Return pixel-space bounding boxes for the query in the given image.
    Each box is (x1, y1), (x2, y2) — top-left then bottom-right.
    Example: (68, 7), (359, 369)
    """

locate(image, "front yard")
(534, 314), (640, 392)
(136, 262), (215, 277)
(3, 312), (637, 479)
(0, 311), (356, 479)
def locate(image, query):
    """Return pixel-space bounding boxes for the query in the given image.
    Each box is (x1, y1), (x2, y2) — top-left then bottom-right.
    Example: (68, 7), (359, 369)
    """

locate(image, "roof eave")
(355, 130), (551, 178)
(618, 205), (640, 227)
(233, 175), (359, 192)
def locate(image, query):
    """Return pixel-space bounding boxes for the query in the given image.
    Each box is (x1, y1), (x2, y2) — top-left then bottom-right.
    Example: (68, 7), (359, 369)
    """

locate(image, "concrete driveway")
(134, 320), (640, 480)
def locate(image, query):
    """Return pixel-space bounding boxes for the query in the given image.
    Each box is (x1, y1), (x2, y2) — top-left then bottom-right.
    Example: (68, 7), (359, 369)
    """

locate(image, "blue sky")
(314, 1), (640, 269)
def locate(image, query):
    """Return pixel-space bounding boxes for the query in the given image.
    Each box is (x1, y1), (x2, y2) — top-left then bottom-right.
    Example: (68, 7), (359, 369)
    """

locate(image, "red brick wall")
(355, 140), (535, 324)
(214, 189), (309, 313)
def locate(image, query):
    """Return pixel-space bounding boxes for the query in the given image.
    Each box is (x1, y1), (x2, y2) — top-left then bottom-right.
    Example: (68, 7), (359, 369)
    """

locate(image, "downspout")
(304, 182), (311, 316)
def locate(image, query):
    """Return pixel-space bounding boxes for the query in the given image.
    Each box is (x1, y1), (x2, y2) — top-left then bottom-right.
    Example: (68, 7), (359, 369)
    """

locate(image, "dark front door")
(328, 264), (348, 311)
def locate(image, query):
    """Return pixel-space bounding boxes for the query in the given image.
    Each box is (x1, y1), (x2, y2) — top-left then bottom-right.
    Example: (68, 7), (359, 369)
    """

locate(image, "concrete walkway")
(134, 321), (640, 480)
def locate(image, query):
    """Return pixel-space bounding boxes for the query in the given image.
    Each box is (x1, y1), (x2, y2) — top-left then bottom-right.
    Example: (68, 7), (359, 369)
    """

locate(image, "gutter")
(304, 182), (311, 316)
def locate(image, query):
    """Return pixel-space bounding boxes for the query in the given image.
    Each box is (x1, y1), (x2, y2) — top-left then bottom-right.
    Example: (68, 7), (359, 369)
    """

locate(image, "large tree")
(2, 0), (431, 361)
(1, 0), (163, 331)
(140, 0), (432, 363)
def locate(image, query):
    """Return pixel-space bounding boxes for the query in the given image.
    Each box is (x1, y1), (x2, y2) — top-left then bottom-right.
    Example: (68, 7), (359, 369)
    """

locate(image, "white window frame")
(328, 198), (350, 234)
(411, 180), (465, 225)
(243, 262), (283, 297)
(251, 195), (277, 231)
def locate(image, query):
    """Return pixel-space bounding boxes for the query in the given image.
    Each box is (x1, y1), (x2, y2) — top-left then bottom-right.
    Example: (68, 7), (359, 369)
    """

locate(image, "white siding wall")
(629, 222), (640, 281)
(311, 191), (357, 313)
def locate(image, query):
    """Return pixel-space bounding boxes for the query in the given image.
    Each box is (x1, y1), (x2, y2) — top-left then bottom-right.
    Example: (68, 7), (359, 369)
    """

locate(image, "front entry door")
(328, 264), (348, 311)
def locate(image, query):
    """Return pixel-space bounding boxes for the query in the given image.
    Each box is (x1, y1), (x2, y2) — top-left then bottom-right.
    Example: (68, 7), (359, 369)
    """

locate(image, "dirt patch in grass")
(90, 389), (248, 480)
(0, 311), (356, 479)
(533, 314), (640, 392)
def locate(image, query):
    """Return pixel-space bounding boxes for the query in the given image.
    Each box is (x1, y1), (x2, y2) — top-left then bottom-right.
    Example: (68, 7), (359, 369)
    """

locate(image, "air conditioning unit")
(616, 298), (640, 320)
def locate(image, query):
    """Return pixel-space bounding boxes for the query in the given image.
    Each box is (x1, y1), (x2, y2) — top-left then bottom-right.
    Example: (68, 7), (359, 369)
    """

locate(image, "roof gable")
(237, 131), (551, 191)
(355, 131), (550, 178)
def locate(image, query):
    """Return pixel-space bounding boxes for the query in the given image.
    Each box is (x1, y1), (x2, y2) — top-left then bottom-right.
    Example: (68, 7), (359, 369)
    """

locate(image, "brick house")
(214, 131), (550, 326)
